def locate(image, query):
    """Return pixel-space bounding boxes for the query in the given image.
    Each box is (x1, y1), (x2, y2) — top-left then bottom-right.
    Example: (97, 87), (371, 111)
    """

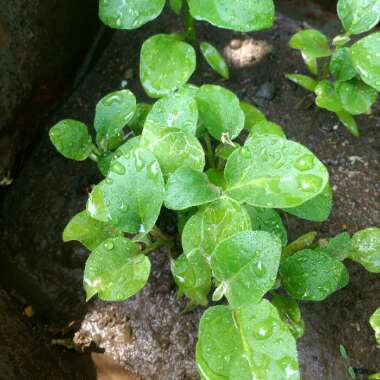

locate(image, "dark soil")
(0, 7), (379, 380)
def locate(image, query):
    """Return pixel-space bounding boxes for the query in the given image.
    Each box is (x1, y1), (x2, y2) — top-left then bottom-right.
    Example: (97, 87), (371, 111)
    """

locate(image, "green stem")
(204, 134), (216, 169)
(141, 240), (166, 255)
(184, 2), (196, 42)
(150, 226), (175, 246)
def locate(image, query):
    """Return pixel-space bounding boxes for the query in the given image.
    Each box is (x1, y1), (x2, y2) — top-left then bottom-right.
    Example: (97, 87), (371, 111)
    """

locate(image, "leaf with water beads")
(329, 48), (356, 82)
(99, 0), (165, 30)
(87, 147), (164, 234)
(315, 80), (344, 113)
(127, 103), (152, 136)
(84, 237), (150, 301)
(196, 301), (300, 380)
(323, 232), (351, 261)
(240, 101), (267, 131)
(289, 29), (332, 58)
(245, 120), (286, 139)
(211, 231), (282, 307)
(283, 231), (318, 259)
(200, 42), (230, 79)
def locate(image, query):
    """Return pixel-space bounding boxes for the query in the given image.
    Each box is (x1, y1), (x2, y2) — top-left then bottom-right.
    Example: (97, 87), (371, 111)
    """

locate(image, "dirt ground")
(0, 7), (379, 380)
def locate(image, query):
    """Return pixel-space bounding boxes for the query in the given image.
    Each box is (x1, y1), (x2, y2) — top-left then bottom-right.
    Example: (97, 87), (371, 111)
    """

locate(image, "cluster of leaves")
(370, 307), (380, 379)
(287, 0), (380, 137)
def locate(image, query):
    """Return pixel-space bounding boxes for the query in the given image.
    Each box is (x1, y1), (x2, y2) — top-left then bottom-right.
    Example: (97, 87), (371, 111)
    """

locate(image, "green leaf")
(196, 302), (300, 380)
(170, 0), (183, 15)
(188, 0), (275, 32)
(246, 120), (286, 139)
(94, 90), (136, 151)
(87, 147), (164, 233)
(287, 74), (318, 92)
(240, 102), (267, 131)
(324, 232), (351, 261)
(83, 237), (150, 301)
(245, 205), (288, 247)
(280, 249), (349, 301)
(49, 120), (93, 161)
(99, 0), (165, 29)
(206, 168), (227, 189)
(271, 295), (305, 339)
(283, 231), (318, 259)
(144, 90), (198, 135)
(336, 78), (378, 115)
(141, 126), (205, 176)
(196, 84), (245, 141)
(127, 103), (151, 136)
(329, 48), (356, 81)
(336, 110), (360, 137)
(215, 143), (240, 161)
(200, 42), (230, 79)
(225, 136), (329, 208)
(289, 29), (332, 58)
(349, 227), (380, 272)
(369, 372), (380, 380)
(182, 197), (251, 257)
(370, 307), (380, 345)
(315, 80), (344, 112)
(283, 183), (333, 222)
(211, 231), (282, 307)
(301, 52), (318, 75)
(164, 167), (221, 210)
(337, 0), (380, 35)
(97, 153), (115, 176)
(63, 210), (122, 250)
(351, 32), (380, 91)
(171, 249), (211, 306)
(140, 34), (196, 98)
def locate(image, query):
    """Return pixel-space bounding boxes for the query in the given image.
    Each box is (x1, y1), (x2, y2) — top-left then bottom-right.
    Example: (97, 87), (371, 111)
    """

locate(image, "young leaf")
(200, 42), (230, 79)
(94, 90), (136, 151)
(63, 210), (122, 250)
(283, 231), (318, 259)
(245, 205), (288, 247)
(287, 74), (318, 92)
(144, 90), (198, 135)
(329, 48), (357, 81)
(289, 29), (332, 58)
(301, 52), (318, 75)
(246, 120), (286, 139)
(280, 249), (349, 301)
(188, 0), (275, 32)
(196, 302), (300, 380)
(337, 0), (380, 35)
(240, 101), (267, 130)
(169, 0), (183, 15)
(83, 237), (150, 301)
(127, 103), (151, 135)
(211, 231), (282, 307)
(87, 147), (164, 233)
(370, 307), (380, 345)
(271, 295), (305, 339)
(315, 80), (344, 112)
(324, 232), (351, 261)
(196, 84), (245, 141)
(215, 143), (240, 161)
(336, 110), (360, 137)
(99, 0), (165, 30)
(206, 168), (227, 189)
(225, 136), (329, 208)
(336, 78), (378, 115)
(351, 32), (380, 91)
(283, 183), (333, 222)
(349, 227), (380, 273)
(49, 120), (93, 161)
(171, 249), (211, 306)
(141, 126), (205, 176)
(182, 197), (251, 257)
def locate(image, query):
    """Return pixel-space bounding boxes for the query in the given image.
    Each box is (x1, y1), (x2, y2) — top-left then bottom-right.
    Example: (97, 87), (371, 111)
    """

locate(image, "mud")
(0, 7), (379, 380)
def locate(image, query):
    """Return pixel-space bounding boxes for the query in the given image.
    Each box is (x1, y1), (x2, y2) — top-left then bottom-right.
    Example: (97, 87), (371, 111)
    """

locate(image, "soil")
(0, 5), (379, 380)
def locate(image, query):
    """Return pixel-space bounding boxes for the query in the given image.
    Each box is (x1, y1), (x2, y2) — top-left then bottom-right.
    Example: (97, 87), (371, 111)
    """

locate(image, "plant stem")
(184, 2), (196, 42)
(204, 134), (216, 168)
(141, 239), (166, 255)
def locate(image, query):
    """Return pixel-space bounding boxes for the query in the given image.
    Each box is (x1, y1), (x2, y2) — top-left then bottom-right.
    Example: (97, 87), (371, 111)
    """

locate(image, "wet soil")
(0, 7), (379, 380)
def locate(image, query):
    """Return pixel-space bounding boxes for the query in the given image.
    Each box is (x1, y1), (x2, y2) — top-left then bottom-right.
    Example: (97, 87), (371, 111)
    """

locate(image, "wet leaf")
(329, 48), (357, 81)
(171, 249), (211, 306)
(245, 205), (288, 247)
(83, 237), (150, 301)
(240, 102), (267, 131)
(206, 168), (227, 189)
(324, 232), (351, 261)
(63, 210), (122, 250)
(182, 197), (251, 257)
(140, 34), (196, 98)
(287, 74), (318, 92)
(283, 232), (318, 258)
(196, 84), (245, 141)
(87, 147), (164, 233)
(349, 227), (380, 272)
(370, 307), (380, 345)
(280, 249), (349, 301)
(94, 90), (136, 151)
(337, 0), (380, 35)
(211, 231), (282, 307)
(351, 32), (380, 91)
(200, 42), (230, 79)
(99, 0), (165, 29)
(196, 301), (300, 380)
(283, 183), (333, 222)
(271, 295), (305, 339)
(246, 120), (286, 139)
(215, 143), (240, 161)
(141, 126), (205, 176)
(336, 110), (359, 137)
(301, 52), (318, 75)
(127, 103), (151, 135)
(164, 167), (221, 210)
(289, 29), (332, 58)
(315, 80), (344, 112)
(188, 0), (275, 32)
(170, 0), (183, 15)
(49, 120), (93, 161)
(225, 136), (329, 208)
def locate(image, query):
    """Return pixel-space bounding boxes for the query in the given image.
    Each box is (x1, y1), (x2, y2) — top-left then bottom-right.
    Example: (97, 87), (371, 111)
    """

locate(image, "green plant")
(97, 0), (275, 81)
(287, 0), (380, 137)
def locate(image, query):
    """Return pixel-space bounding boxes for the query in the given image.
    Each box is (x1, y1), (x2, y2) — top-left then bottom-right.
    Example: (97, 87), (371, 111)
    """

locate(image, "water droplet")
(104, 241), (114, 251)
(120, 202), (128, 212)
(295, 154), (314, 171)
(297, 174), (322, 193)
(241, 147), (251, 159)
(111, 161), (126, 175)
(253, 321), (273, 340)
(116, 293), (124, 301)
(103, 93), (123, 106)
(105, 177), (113, 185)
